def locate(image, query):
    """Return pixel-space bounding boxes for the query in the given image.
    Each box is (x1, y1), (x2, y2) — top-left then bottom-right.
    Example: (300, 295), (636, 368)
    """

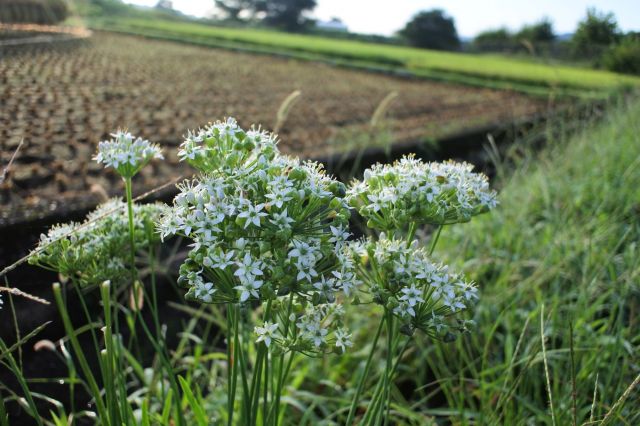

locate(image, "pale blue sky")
(126, 0), (640, 38)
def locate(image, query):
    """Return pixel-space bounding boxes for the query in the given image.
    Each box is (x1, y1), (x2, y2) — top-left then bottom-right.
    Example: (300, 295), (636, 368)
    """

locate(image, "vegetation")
(473, 27), (513, 51)
(427, 94), (640, 424)
(473, 19), (556, 56)
(2, 89), (639, 425)
(572, 8), (621, 59)
(515, 17), (555, 44)
(603, 35), (640, 76)
(1, 3), (640, 424)
(0, 0), (69, 25)
(89, 18), (640, 96)
(214, 0), (317, 31)
(1, 114), (497, 425)
(398, 9), (460, 51)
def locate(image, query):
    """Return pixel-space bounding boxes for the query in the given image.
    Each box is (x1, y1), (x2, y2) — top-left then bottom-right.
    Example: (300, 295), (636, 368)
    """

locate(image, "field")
(1, 14), (640, 426)
(0, 32), (543, 226)
(93, 18), (640, 96)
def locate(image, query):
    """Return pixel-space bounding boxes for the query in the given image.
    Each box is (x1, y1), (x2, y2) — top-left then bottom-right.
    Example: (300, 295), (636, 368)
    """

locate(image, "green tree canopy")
(262, 0), (316, 31)
(516, 18), (555, 43)
(573, 8), (621, 57)
(399, 9), (460, 51)
(214, 0), (264, 21)
(214, 0), (316, 31)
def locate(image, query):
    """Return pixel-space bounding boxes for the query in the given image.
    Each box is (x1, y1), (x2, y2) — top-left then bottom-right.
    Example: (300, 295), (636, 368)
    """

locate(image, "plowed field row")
(0, 32), (544, 225)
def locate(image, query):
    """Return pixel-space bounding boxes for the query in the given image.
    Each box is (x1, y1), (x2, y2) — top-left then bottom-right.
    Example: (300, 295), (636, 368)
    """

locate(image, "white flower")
(255, 321), (279, 347)
(366, 194), (383, 212)
(331, 269), (358, 296)
(234, 275), (263, 302)
(265, 188), (293, 209)
(296, 266), (318, 283)
(308, 323), (328, 347)
(234, 253), (264, 279)
(269, 209), (295, 228)
(204, 248), (235, 270)
(238, 203), (267, 228)
(399, 285), (424, 307)
(329, 225), (350, 245)
(194, 280), (216, 303)
(313, 276), (335, 301)
(394, 301), (416, 318)
(94, 131), (163, 178)
(334, 329), (353, 353)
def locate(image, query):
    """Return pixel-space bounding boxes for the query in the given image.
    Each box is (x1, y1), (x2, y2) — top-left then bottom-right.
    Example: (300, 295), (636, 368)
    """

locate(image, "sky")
(126, 0), (640, 38)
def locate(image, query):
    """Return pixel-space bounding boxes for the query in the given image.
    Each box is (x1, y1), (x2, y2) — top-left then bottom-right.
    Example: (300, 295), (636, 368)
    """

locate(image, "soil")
(1, 31), (547, 227)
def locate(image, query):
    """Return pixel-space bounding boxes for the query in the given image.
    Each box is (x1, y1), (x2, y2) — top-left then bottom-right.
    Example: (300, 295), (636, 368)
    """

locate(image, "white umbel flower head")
(94, 130), (163, 178)
(347, 237), (478, 340)
(347, 155), (497, 231)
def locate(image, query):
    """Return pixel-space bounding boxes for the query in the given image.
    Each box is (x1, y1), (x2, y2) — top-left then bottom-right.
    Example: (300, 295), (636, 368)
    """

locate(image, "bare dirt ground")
(0, 32), (545, 226)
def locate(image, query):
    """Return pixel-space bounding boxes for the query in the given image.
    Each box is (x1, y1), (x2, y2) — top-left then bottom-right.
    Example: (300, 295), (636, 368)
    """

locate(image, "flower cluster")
(160, 119), (358, 354)
(347, 237), (477, 339)
(29, 199), (168, 287)
(94, 131), (163, 178)
(178, 117), (278, 173)
(255, 303), (353, 354)
(347, 155), (497, 231)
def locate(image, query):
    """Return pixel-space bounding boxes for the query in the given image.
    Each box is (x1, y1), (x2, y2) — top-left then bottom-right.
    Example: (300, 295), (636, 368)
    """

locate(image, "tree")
(602, 34), (640, 75)
(572, 8), (621, 58)
(399, 9), (460, 51)
(215, 0), (264, 21)
(474, 28), (514, 52)
(262, 0), (317, 31)
(516, 18), (555, 43)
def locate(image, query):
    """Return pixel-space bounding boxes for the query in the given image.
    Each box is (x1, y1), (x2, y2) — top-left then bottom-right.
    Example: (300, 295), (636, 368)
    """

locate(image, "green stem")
(362, 372), (385, 425)
(429, 225), (443, 256)
(263, 347), (270, 423)
(237, 310), (252, 424)
(250, 299), (273, 424)
(270, 292), (296, 425)
(124, 177), (137, 284)
(52, 283), (108, 422)
(381, 311), (394, 425)
(227, 306), (237, 426)
(406, 222), (417, 247)
(345, 316), (385, 425)
(100, 282), (120, 425)
(275, 353), (295, 425)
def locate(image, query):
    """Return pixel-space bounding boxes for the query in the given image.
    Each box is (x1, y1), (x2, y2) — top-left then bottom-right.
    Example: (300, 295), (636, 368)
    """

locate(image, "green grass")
(91, 17), (640, 97)
(278, 97), (640, 425)
(402, 96), (640, 423)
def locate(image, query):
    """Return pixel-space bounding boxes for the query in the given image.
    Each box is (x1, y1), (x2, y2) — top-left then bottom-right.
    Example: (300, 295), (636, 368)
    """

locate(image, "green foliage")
(398, 9), (460, 51)
(515, 17), (555, 43)
(214, 0), (316, 31)
(214, 0), (262, 21)
(91, 17), (640, 95)
(28, 199), (167, 287)
(473, 27), (513, 51)
(572, 8), (622, 58)
(3, 97), (640, 424)
(427, 96), (640, 423)
(603, 36), (640, 75)
(0, 0), (68, 24)
(474, 19), (555, 55)
(262, 0), (317, 31)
